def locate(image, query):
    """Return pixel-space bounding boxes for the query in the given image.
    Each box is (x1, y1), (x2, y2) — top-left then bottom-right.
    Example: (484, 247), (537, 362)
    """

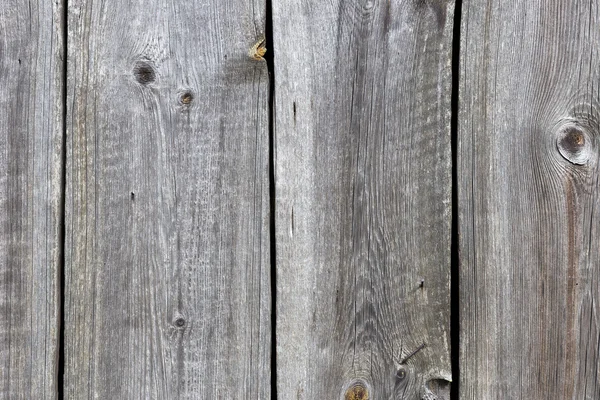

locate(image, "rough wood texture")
(0, 1), (64, 398)
(459, 1), (600, 398)
(273, 0), (454, 398)
(64, 0), (270, 398)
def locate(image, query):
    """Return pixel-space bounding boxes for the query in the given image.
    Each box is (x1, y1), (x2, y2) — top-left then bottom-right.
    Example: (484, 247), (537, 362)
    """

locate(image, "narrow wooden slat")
(273, 0), (454, 398)
(0, 1), (64, 398)
(459, 0), (600, 397)
(64, 1), (270, 397)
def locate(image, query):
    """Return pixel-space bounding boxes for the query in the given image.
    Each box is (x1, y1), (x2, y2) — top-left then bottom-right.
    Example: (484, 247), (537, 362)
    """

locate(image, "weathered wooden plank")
(0, 1), (64, 398)
(459, 1), (600, 398)
(273, 0), (454, 398)
(64, 1), (270, 398)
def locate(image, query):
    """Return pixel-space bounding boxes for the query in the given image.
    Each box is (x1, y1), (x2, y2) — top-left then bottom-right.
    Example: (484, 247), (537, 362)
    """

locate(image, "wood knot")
(344, 380), (369, 400)
(174, 317), (186, 328)
(555, 122), (594, 165)
(395, 366), (408, 383)
(249, 36), (267, 61)
(133, 61), (156, 84)
(179, 90), (194, 105)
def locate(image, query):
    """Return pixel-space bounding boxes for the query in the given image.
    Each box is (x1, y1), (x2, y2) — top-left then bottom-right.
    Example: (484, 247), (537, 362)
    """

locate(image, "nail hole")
(133, 61), (156, 84)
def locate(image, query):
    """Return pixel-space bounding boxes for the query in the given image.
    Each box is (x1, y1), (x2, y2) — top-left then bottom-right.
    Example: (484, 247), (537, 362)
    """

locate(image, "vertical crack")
(450, 0), (463, 398)
(264, 0), (276, 397)
(57, 0), (68, 398)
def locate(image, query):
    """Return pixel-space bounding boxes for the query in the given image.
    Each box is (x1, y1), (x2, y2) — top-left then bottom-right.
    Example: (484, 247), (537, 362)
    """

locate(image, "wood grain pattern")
(459, 0), (600, 398)
(0, 1), (64, 398)
(64, 0), (270, 398)
(273, 0), (454, 398)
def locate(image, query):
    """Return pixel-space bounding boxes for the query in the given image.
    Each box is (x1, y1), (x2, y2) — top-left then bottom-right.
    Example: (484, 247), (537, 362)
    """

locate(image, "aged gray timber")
(0, 1), (64, 398)
(64, 1), (270, 398)
(273, 0), (454, 398)
(459, 0), (600, 398)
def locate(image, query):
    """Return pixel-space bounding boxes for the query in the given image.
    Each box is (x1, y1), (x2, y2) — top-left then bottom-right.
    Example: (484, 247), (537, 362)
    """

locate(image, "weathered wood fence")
(1, 0), (599, 398)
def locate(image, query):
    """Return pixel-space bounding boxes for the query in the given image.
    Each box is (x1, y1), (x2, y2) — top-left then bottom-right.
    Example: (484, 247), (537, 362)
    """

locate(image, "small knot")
(174, 317), (186, 328)
(179, 90), (194, 105)
(133, 61), (156, 84)
(394, 366), (410, 391)
(395, 366), (408, 383)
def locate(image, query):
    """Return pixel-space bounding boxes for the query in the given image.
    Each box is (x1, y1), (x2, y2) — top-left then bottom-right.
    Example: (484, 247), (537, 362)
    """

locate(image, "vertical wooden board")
(274, 0), (454, 398)
(65, 0), (270, 398)
(0, 1), (63, 398)
(459, 1), (600, 398)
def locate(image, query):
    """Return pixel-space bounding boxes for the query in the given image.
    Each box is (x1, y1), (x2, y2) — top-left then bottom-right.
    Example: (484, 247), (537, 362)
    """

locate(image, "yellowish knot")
(344, 382), (369, 400)
(249, 36), (267, 60)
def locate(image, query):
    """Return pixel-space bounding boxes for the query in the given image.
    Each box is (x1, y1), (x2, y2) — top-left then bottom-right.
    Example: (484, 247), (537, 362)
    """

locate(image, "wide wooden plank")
(0, 1), (64, 398)
(64, 0), (270, 397)
(273, 0), (454, 398)
(459, 0), (600, 398)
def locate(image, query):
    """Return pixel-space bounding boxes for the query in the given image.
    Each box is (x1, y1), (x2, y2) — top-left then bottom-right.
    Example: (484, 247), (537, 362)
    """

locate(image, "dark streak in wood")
(274, 0), (454, 397)
(400, 342), (427, 364)
(459, 0), (600, 397)
(0, 1), (64, 398)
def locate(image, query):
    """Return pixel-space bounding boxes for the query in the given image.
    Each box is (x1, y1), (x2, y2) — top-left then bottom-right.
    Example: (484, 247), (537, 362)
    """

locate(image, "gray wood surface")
(273, 1), (455, 398)
(0, 1), (64, 398)
(459, 0), (600, 398)
(64, 0), (271, 398)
